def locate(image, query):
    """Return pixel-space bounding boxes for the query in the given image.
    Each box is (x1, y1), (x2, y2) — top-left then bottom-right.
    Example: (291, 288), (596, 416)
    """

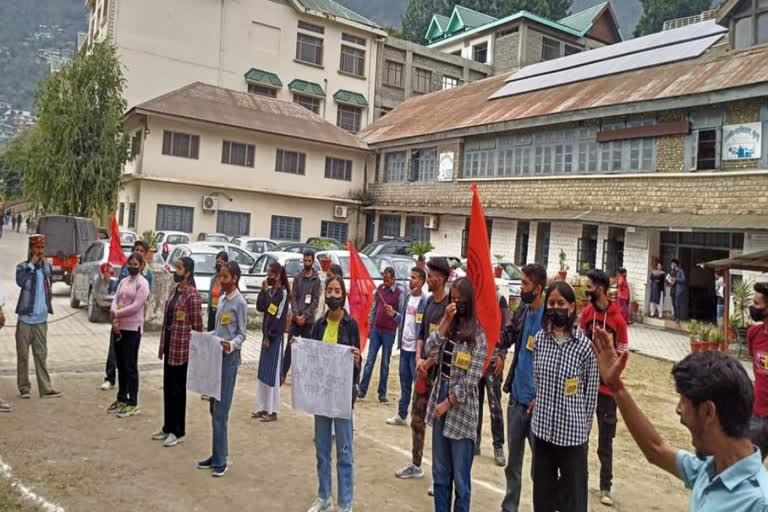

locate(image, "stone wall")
(657, 110), (686, 173)
(493, 32), (520, 73)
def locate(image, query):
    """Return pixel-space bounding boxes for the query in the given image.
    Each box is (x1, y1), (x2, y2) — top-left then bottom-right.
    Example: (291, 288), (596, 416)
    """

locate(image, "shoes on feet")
(385, 414), (406, 426)
(151, 428), (168, 440)
(19, 392), (31, 399)
(116, 405), (139, 418)
(395, 463), (424, 479)
(0, 400), (11, 412)
(600, 490), (614, 506)
(378, 396), (389, 405)
(357, 392), (365, 400)
(261, 413), (278, 422)
(307, 497), (334, 512)
(428, 483), (434, 496)
(197, 457), (213, 469)
(493, 447), (506, 467)
(100, 381), (114, 391)
(211, 465), (228, 477)
(201, 395), (210, 401)
(42, 390), (63, 398)
(107, 401), (125, 413)
(475, 445), (481, 456)
(164, 433), (185, 447)
(251, 410), (267, 419)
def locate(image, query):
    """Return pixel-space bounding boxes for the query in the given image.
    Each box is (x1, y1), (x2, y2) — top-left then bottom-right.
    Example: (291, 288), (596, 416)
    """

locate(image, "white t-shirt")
(401, 295), (421, 352)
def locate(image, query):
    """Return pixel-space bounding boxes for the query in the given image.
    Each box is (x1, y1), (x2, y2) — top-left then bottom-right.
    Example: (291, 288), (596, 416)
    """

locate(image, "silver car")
(69, 240), (122, 322)
(195, 241), (256, 275)
(155, 230), (191, 261)
(240, 251), (321, 295)
(230, 236), (276, 254)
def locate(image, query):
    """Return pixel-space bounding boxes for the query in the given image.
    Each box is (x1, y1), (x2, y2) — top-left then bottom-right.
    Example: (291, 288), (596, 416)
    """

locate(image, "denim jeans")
(398, 350), (417, 420)
(359, 328), (396, 399)
(502, 401), (535, 512)
(315, 415), (354, 508)
(209, 350), (240, 469)
(716, 302), (725, 328)
(432, 380), (475, 512)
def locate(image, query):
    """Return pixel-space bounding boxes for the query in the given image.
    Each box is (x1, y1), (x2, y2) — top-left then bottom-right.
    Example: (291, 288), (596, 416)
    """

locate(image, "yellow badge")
(212, 296), (219, 309)
(763, 355), (768, 372)
(117, 304), (124, 311)
(455, 351), (471, 371)
(416, 313), (423, 323)
(429, 323), (438, 334)
(221, 312), (231, 326)
(526, 335), (535, 351)
(564, 377), (579, 397)
(267, 303), (278, 316)
(176, 311), (185, 322)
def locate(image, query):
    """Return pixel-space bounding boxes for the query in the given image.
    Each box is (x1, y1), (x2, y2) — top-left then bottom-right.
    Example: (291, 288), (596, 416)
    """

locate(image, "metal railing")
(663, 9), (719, 31)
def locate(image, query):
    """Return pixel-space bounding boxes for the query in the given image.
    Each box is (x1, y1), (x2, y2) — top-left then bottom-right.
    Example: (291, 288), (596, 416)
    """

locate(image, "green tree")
(634, 0), (711, 37)
(0, 126), (37, 201)
(499, 0), (571, 19)
(23, 41), (129, 217)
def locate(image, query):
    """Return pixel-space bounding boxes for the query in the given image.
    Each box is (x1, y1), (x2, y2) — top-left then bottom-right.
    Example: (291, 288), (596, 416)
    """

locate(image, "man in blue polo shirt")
(593, 331), (768, 511)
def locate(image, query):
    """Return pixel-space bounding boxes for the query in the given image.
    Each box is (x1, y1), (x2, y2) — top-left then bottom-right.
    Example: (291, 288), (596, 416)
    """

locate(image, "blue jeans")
(359, 328), (396, 399)
(209, 350), (240, 469)
(315, 415), (354, 508)
(432, 380), (475, 512)
(717, 302), (725, 328)
(502, 401), (535, 512)
(398, 349), (417, 419)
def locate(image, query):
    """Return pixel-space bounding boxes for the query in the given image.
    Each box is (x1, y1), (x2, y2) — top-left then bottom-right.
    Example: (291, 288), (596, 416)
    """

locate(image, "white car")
(155, 230), (191, 261)
(454, 259), (518, 303)
(315, 250), (384, 291)
(230, 236), (276, 255)
(195, 241), (257, 275)
(241, 251), (321, 295)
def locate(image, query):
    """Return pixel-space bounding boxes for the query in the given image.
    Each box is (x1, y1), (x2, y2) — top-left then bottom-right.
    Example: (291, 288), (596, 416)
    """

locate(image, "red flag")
(108, 214), (127, 266)
(466, 184), (501, 373)
(346, 241), (376, 352)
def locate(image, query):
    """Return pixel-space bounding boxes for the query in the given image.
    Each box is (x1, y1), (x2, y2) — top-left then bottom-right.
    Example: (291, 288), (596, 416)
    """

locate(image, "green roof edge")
(333, 89), (368, 107)
(243, 68), (283, 88)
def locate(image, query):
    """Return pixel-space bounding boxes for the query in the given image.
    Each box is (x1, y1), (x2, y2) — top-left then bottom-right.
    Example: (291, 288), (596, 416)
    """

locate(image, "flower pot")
(689, 341), (701, 353)
(416, 260), (426, 269)
(319, 258), (332, 272)
(495, 266), (503, 278)
(557, 270), (567, 281)
(630, 302), (639, 313)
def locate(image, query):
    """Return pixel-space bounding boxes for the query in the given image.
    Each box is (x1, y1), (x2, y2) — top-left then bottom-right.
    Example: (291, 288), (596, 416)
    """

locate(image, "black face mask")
(520, 290), (537, 304)
(267, 277), (276, 286)
(215, 263), (222, 274)
(751, 306), (766, 323)
(546, 308), (570, 328)
(326, 296), (344, 311)
(127, 266), (140, 277)
(455, 302), (468, 317)
(173, 273), (185, 283)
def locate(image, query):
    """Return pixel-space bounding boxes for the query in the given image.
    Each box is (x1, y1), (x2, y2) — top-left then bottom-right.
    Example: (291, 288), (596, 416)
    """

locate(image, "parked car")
(69, 240), (122, 322)
(241, 251), (321, 295)
(37, 215), (99, 286)
(120, 231), (138, 245)
(372, 254), (419, 289)
(154, 231), (191, 261)
(305, 237), (344, 250)
(230, 236), (276, 254)
(195, 241), (256, 274)
(361, 238), (412, 258)
(421, 252), (463, 270)
(315, 250), (384, 291)
(97, 227), (110, 240)
(271, 242), (319, 254)
(455, 258), (520, 303)
(197, 232), (230, 243)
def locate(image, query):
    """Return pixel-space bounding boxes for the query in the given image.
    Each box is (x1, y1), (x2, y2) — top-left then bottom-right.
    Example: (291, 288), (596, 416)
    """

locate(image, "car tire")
(87, 288), (101, 323)
(69, 283), (81, 309)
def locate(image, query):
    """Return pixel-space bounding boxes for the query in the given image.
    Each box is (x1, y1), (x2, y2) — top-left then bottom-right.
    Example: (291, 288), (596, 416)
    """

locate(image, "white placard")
(291, 337), (354, 419)
(438, 151), (455, 182)
(723, 122), (762, 160)
(187, 331), (222, 401)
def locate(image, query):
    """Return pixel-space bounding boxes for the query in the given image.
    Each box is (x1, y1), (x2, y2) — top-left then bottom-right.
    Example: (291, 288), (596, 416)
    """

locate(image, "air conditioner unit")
(202, 195), (219, 212)
(334, 205), (348, 219)
(424, 215), (439, 230)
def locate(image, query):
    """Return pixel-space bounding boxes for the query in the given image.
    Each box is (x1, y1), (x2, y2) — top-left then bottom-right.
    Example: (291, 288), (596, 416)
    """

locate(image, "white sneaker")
(100, 381), (113, 390)
(151, 428), (168, 441)
(338, 507), (352, 512)
(164, 433), (184, 447)
(385, 414), (406, 426)
(428, 483), (434, 496)
(307, 497), (334, 512)
(395, 463), (424, 479)
(600, 490), (614, 506)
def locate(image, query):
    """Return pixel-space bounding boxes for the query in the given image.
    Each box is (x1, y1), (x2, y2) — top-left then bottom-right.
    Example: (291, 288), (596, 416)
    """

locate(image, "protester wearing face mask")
(500, 263), (547, 512)
(747, 282), (768, 461)
(531, 281), (599, 512)
(579, 269), (629, 507)
(283, 250), (321, 386)
(207, 251), (229, 332)
(305, 275), (362, 512)
(153, 257), (203, 446)
(108, 253), (150, 418)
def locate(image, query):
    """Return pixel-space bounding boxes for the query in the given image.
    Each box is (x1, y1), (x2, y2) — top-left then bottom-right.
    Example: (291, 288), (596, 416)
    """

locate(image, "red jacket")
(158, 285), (203, 366)
(580, 300), (628, 397)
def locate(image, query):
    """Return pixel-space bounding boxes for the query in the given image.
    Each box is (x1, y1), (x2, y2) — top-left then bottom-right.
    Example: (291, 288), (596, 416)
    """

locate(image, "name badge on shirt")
(305, 294), (312, 305)
(221, 312), (231, 326)
(117, 304), (124, 311)
(176, 311), (185, 322)
(526, 335), (535, 351)
(416, 313), (423, 323)
(761, 354), (768, 372)
(455, 351), (471, 371)
(564, 377), (579, 397)
(212, 296), (219, 309)
(429, 323), (438, 334)
(268, 303), (278, 316)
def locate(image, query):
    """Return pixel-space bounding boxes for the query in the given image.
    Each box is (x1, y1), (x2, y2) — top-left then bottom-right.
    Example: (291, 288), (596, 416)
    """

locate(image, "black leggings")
(115, 330), (141, 406)
(532, 436), (588, 512)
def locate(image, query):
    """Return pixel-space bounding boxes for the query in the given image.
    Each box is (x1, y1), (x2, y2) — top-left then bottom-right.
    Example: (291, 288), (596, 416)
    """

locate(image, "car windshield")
(167, 234), (187, 244)
(500, 262), (522, 280)
(338, 255), (380, 278)
(207, 235), (229, 243)
(389, 260), (415, 279)
(120, 232), (136, 244)
(190, 252), (216, 274)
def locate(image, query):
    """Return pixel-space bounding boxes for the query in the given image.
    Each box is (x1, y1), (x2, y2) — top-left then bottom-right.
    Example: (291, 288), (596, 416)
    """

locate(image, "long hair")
(223, 261), (241, 286)
(542, 280), (577, 335)
(179, 256), (196, 286)
(325, 274), (347, 305)
(127, 252), (144, 272)
(268, 261), (291, 297)
(448, 277), (480, 346)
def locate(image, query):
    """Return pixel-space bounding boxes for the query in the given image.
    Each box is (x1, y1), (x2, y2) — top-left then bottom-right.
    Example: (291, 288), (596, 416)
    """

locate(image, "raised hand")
(591, 326), (628, 387)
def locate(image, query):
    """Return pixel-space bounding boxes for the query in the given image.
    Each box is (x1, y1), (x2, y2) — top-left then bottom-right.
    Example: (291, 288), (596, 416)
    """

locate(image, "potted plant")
(698, 324), (713, 351)
(312, 240), (333, 271)
(688, 320), (702, 353)
(406, 241), (435, 269)
(731, 279), (754, 341)
(494, 254), (505, 278)
(558, 249), (569, 280)
(711, 329), (726, 352)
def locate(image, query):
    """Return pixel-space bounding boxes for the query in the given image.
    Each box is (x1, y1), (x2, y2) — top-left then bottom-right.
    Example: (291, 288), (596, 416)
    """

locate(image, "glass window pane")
(735, 17), (753, 49)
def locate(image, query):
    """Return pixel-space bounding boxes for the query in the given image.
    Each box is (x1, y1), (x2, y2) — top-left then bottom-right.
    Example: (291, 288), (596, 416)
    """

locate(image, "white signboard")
(187, 331), (222, 401)
(438, 151), (455, 182)
(723, 122), (762, 160)
(291, 337), (354, 419)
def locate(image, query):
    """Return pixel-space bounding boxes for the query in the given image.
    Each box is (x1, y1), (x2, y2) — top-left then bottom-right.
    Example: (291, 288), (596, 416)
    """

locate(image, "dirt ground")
(0, 353), (693, 512)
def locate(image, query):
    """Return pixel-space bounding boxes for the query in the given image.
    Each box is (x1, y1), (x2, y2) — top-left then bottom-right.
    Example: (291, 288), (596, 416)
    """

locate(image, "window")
(248, 83), (277, 98)
(84, 242), (104, 263)
(697, 129), (717, 170)
(564, 45), (581, 56)
(342, 33), (366, 46)
(118, 202), (125, 225)
(385, 151), (406, 182)
(321, 220), (349, 242)
(270, 215), (301, 241)
(735, 16), (754, 49)
(461, 217), (492, 258)
(514, 221), (529, 266)
(337, 104), (361, 132)
(414, 68), (432, 93)
(129, 130), (141, 160)
(162, 131), (199, 159)
(442, 76), (459, 90)
(410, 148), (436, 181)
(535, 222), (550, 268)
(275, 149), (306, 175)
(296, 33), (323, 65)
(472, 42), (488, 63)
(759, 13), (768, 44)
(406, 215), (430, 243)
(298, 20), (324, 34)
(340, 45), (365, 76)
(128, 203), (136, 229)
(542, 37), (560, 60)
(221, 140), (255, 167)
(379, 214), (401, 239)
(325, 157), (352, 181)
(216, 211), (250, 237)
(156, 204), (193, 232)
(577, 224), (598, 274)
(384, 61), (403, 87)
(293, 94), (320, 114)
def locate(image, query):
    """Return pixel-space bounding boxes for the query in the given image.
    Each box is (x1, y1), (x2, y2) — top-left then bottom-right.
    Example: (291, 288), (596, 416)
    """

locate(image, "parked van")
(36, 216), (98, 285)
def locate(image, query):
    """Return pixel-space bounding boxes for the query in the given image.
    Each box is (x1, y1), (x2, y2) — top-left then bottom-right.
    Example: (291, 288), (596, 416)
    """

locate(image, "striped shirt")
(531, 327), (599, 447)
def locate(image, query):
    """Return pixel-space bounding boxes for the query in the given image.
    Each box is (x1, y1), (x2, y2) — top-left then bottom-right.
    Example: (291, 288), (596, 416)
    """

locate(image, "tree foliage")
(0, 126), (37, 201)
(22, 41), (129, 217)
(634, 0), (712, 37)
(499, 0), (571, 19)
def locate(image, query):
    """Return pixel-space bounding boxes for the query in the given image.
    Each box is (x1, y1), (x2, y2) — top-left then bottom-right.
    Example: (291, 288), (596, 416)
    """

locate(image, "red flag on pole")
(108, 214), (127, 266)
(466, 184), (501, 373)
(346, 241), (376, 352)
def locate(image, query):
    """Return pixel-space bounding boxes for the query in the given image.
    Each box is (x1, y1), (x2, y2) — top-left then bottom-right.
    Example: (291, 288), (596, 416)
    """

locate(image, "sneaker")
(378, 396), (389, 405)
(427, 483), (434, 496)
(211, 465), (228, 477)
(164, 433), (185, 447)
(42, 390), (63, 398)
(493, 447), (506, 467)
(151, 428), (168, 441)
(357, 391), (365, 400)
(197, 457), (213, 469)
(307, 497), (334, 512)
(100, 381), (113, 390)
(251, 410), (267, 419)
(261, 413), (278, 422)
(395, 463), (424, 479)
(117, 405), (140, 418)
(0, 400), (11, 412)
(107, 401), (125, 414)
(19, 392), (31, 399)
(386, 415), (406, 426)
(338, 507), (352, 512)
(201, 395), (210, 401)
(600, 490), (614, 506)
